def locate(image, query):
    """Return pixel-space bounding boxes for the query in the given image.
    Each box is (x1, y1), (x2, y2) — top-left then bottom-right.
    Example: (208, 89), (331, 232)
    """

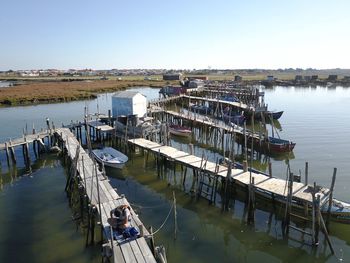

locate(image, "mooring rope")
(152, 203), (174, 235)
(128, 201), (169, 209)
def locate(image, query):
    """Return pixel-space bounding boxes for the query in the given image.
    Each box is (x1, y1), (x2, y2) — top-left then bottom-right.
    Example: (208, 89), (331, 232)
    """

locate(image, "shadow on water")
(104, 149), (349, 263)
(0, 155), (101, 263)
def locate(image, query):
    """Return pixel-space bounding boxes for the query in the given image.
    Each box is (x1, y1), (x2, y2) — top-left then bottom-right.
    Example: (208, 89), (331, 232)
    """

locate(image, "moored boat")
(321, 199), (350, 223)
(266, 137), (296, 153)
(190, 104), (211, 114)
(223, 113), (245, 125)
(92, 147), (128, 169)
(169, 125), (192, 137)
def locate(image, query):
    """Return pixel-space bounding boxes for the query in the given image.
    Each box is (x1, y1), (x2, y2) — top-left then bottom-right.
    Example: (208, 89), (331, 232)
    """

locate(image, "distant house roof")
(112, 90), (146, 98)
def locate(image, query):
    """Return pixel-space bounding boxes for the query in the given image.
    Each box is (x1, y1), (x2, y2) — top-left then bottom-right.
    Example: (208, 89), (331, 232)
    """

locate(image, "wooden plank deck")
(129, 138), (331, 205)
(0, 130), (50, 150)
(57, 128), (156, 263)
(182, 94), (251, 110)
(163, 110), (260, 140)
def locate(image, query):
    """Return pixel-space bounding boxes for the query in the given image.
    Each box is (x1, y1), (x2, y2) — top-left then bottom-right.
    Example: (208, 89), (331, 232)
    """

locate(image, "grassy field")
(0, 79), (170, 106)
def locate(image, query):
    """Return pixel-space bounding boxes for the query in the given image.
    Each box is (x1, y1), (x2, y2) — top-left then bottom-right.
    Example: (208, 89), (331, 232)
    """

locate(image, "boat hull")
(92, 147), (128, 169)
(169, 125), (192, 138)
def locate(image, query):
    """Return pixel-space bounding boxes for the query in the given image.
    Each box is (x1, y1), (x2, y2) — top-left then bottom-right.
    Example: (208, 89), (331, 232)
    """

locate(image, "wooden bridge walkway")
(128, 137), (331, 206)
(56, 128), (156, 263)
(0, 130), (49, 151)
(162, 110), (261, 140)
(148, 94), (252, 111)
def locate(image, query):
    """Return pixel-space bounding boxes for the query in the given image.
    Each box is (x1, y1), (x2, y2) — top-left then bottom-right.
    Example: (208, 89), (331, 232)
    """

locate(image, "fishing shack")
(112, 91), (147, 118)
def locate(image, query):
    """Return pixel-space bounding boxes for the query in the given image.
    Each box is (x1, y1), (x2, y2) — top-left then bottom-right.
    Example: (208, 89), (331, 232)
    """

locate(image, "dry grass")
(0, 79), (171, 106)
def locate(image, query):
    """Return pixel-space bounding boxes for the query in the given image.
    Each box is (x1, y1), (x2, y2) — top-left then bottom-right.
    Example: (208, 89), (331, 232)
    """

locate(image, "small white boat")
(169, 125), (192, 138)
(92, 147), (128, 169)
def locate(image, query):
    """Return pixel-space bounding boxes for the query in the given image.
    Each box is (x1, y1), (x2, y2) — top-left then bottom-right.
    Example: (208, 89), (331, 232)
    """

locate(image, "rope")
(152, 203), (174, 235)
(128, 201), (169, 209)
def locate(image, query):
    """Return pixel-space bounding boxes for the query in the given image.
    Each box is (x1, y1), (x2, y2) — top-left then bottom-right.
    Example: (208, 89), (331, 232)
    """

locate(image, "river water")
(0, 86), (349, 262)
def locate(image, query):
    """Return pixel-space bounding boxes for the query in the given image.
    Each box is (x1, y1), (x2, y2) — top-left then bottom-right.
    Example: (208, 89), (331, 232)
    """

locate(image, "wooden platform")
(0, 130), (50, 150)
(148, 94), (251, 111)
(129, 138), (331, 206)
(56, 128), (156, 263)
(163, 110), (260, 140)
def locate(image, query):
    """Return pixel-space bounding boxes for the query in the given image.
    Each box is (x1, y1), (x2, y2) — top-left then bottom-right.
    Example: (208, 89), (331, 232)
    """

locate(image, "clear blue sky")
(1, 0), (350, 70)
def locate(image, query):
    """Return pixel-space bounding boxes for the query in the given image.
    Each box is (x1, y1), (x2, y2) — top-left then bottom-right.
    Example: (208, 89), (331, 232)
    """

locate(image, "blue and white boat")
(92, 147), (128, 169)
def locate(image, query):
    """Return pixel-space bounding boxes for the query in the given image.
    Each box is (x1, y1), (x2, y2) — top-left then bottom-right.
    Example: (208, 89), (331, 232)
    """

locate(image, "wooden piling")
(327, 168), (337, 218)
(305, 162), (309, 185)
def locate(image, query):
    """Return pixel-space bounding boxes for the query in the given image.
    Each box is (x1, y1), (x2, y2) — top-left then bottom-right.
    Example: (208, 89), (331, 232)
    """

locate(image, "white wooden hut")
(112, 91), (147, 117)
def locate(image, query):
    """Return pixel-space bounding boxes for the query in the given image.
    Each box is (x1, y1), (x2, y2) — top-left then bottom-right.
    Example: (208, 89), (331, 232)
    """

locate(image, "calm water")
(0, 86), (349, 262)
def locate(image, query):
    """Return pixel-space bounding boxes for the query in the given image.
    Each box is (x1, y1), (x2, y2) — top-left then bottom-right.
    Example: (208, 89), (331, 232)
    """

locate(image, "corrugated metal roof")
(112, 90), (146, 98)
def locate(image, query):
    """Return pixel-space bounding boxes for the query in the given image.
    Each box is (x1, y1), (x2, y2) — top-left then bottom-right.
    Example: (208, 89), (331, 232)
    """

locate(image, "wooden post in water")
(9, 142), (16, 165)
(173, 191), (177, 240)
(268, 161), (272, 177)
(247, 177), (255, 224)
(315, 194), (320, 246)
(5, 142), (10, 166)
(327, 168), (337, 220)
(149, 226), (156, 256)
(305, 162), (309, 185)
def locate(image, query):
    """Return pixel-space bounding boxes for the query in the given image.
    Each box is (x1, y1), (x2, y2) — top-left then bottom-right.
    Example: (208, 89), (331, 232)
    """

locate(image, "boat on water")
(169, 125), (192, 138)
(266, 137), (296, 153)
(92, 147), (128, 169)
(222, 113), (245, 125)
(257, 110), (284, 121)
(321, 199), (350, 223)
(190, 104), (211, 114)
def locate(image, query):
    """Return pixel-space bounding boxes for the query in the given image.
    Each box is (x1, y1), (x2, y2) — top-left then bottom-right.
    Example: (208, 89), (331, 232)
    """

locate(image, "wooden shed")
(112, 91), (147, 118)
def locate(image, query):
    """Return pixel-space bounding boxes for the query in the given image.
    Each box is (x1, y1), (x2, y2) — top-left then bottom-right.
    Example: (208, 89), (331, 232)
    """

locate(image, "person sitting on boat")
(110, 204), (131, 231)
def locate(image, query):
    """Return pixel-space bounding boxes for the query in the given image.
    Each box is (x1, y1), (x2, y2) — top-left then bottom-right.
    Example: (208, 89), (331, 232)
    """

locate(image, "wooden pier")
(55, 128), (157, 263)
(128, 137), (336, 250)
(129, 137), (331, 206)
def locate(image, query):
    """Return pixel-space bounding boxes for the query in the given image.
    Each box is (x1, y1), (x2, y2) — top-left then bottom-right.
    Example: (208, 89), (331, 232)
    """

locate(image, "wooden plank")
(119, 241), (136, 263)
(135, 238), (157, 263)
(128, 240), (147, 263)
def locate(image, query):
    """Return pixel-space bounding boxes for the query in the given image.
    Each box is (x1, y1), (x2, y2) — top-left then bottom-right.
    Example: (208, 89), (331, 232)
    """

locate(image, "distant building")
(188, 80), (204, 89)
(304, 76), (312, 81)
(112, 91), (147, 118)
(234, 75), (242, 82)
(311, 75), (318, 80)
(163, 73), (183, 81)
(295, 75), (303, 81)
(266, 75), (274, 81)
(343, 76), (350, 81)
(188, 76), (208, 81)
(328, 75), (338, 81)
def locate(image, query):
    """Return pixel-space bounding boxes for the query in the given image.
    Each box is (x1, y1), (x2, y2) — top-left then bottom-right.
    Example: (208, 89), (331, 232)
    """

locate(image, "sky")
(1, 0), (350, 70)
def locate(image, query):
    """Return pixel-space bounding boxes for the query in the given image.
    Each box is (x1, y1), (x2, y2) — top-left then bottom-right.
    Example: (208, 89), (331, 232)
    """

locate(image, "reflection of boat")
(92, 147), (128, 169)
(255, 111), (284, 121)
(169, 125), (192, 137)
(322, 199), (350, 224)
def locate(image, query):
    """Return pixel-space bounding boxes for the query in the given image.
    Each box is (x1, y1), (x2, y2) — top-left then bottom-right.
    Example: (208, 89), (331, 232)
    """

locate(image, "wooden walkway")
(163, 110), (261, 140)
(56, 128), (156, 263)
(0, 130), (49, 151)
(181, 95), (251, 110)
(148, 94), (251, 111)
(128, 138), (331, 206)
